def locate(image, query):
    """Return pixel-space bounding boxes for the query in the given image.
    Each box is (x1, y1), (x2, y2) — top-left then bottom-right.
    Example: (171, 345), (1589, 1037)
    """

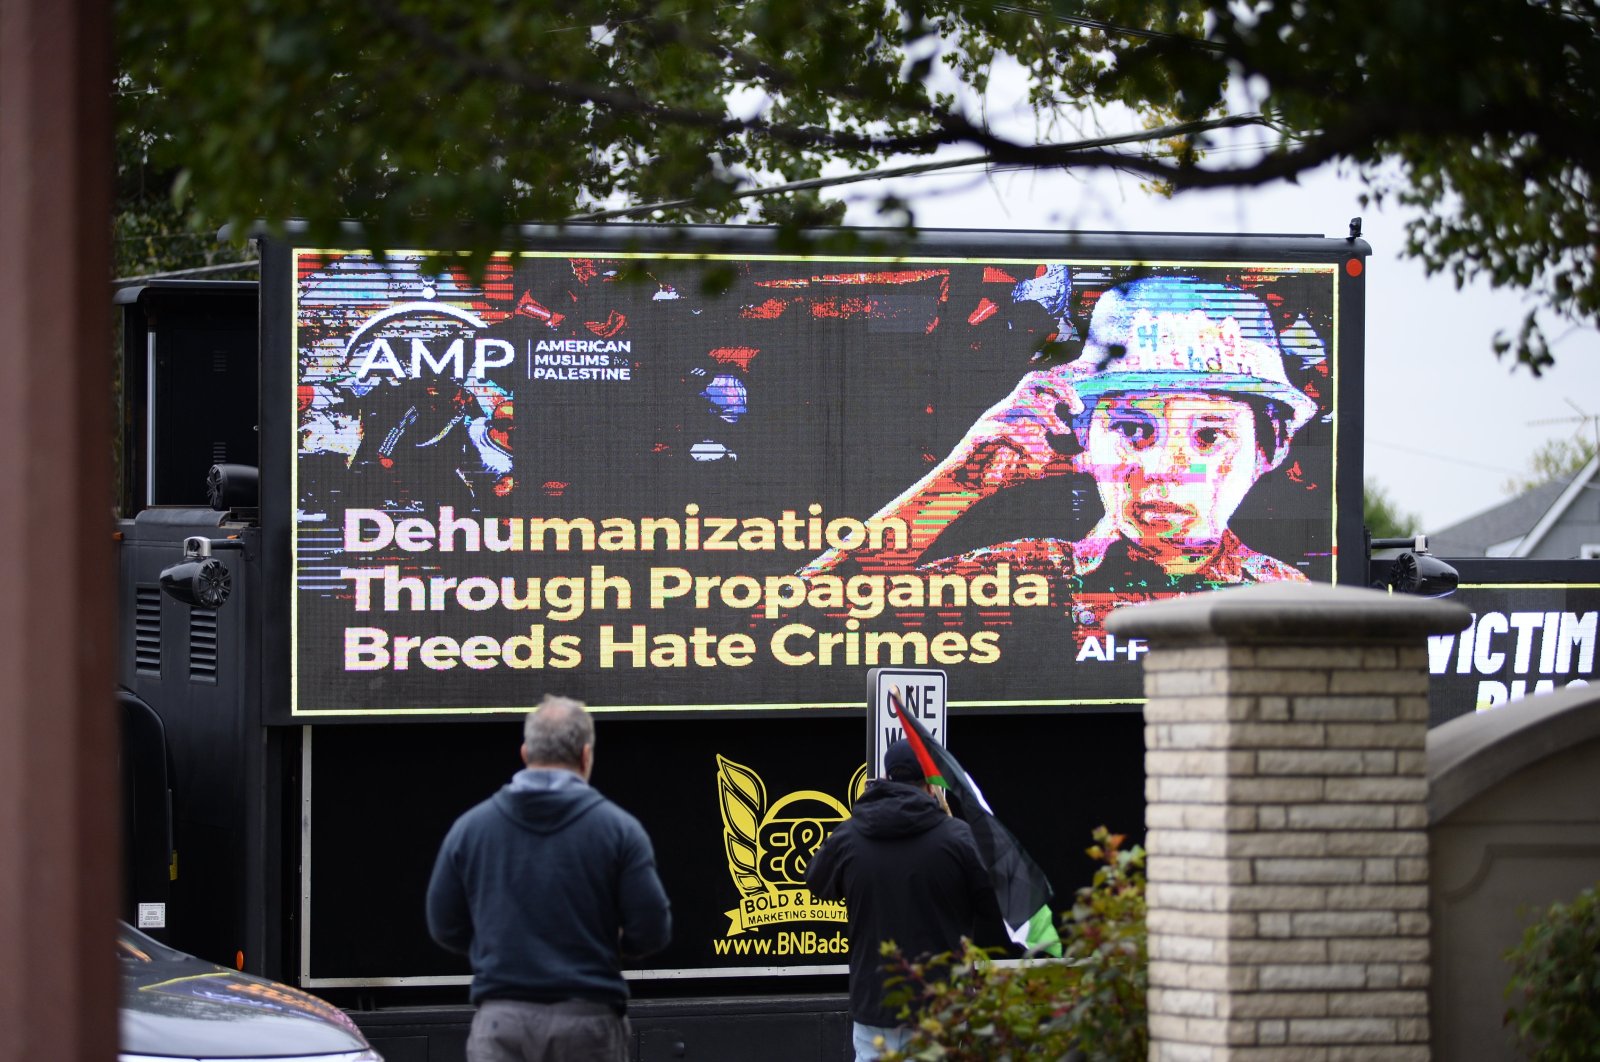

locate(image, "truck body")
(118, 224), (1384, 1058)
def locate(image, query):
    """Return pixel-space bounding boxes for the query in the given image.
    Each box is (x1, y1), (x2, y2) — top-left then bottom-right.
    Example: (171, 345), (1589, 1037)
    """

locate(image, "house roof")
(1427, 454), (1600, 557)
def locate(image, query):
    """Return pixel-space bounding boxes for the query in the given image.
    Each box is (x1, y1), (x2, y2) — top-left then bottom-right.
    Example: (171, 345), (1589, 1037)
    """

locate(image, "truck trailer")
(117, 223), (1378, 1059)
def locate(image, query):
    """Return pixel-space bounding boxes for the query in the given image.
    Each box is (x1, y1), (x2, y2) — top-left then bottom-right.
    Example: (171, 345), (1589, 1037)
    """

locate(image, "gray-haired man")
(427, 694), (671, 1061)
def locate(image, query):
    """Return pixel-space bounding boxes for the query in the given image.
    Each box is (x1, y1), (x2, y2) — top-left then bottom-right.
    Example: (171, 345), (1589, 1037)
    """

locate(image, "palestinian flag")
(890, 686), (1063, 957)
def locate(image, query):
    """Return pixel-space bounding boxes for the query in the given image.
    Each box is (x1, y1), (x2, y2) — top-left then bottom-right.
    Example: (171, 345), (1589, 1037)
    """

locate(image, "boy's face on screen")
(1082, 391), (1265, 551)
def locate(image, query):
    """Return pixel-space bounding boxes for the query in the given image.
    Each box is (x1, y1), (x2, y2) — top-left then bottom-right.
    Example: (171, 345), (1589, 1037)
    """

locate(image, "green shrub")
(1504, 881), (1600, 1061)
(881, 827), (1147, 1062)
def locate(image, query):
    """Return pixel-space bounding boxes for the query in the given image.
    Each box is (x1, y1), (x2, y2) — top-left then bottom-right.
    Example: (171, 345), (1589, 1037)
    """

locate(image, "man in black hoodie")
(805, 741), (993, 1062)
(426, 695), (671, 1062)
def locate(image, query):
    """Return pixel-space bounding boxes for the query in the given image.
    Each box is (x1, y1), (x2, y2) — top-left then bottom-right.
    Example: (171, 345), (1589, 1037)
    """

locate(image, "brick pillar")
(1106, 583), (1468, 1062)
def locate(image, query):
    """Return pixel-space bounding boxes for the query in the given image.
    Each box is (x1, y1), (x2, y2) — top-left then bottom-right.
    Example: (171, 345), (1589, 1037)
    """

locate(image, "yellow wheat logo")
(716, 754), (867, 936)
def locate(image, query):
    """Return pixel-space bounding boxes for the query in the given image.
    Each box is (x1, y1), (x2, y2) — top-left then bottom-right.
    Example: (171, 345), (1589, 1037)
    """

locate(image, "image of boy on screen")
(799, 275), (1321, 630)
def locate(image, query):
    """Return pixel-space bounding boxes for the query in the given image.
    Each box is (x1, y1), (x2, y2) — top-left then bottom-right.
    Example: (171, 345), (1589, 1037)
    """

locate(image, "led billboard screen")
(281, 238), (1354, 718)
(1426, 570), (1599, 725)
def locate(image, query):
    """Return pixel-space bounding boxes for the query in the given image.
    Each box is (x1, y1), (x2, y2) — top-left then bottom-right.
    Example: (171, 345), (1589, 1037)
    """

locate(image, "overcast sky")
(833, 155), (1600, 535)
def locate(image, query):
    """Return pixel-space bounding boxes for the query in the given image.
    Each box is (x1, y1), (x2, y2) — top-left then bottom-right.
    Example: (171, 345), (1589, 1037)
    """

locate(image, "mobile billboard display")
(1426, 560), (1600, 725)
(260, 227), (1367, 721)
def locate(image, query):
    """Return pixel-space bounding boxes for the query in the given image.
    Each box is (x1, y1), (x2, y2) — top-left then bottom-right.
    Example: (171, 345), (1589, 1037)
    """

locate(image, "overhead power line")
(980, 3), (1227, 50)
(1367, 437), (1521, 476)
(112, 258), (259, 289)
(569, 111), (1269, 222)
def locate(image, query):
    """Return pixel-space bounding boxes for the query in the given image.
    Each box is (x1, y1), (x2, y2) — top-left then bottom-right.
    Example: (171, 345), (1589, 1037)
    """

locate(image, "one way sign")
(867, 667), (947, 779)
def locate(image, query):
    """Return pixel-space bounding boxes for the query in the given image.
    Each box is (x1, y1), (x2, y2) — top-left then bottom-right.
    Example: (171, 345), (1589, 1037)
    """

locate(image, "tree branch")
(363, 0), (964, 157)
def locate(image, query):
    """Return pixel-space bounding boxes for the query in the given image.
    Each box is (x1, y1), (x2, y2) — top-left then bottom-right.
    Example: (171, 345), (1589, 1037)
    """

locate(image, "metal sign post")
(867, 667), (948, 778)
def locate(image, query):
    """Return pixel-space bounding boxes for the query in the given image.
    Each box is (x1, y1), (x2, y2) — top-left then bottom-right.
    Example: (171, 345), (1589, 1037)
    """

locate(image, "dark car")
(119, 922), (382, 1062)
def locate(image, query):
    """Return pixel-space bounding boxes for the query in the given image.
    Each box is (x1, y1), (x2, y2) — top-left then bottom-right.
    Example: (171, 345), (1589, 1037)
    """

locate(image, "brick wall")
(1106, 584), (1468, 1062)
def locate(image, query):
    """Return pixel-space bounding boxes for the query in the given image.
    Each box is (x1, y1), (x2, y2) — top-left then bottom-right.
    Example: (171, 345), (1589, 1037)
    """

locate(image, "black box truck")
(116, 224), (1376, 1059)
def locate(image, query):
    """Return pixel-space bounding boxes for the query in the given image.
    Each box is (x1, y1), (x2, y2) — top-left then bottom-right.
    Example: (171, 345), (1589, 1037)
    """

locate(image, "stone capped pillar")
(1106, 583), (1468, 1062)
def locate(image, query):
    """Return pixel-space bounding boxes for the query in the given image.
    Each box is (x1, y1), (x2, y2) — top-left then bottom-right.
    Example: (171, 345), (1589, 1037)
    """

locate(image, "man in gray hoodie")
(427, 695), (671, 1062)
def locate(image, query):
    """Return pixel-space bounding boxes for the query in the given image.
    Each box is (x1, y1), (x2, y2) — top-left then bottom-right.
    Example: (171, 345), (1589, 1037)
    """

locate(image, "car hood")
(120, 926), (369, 1058)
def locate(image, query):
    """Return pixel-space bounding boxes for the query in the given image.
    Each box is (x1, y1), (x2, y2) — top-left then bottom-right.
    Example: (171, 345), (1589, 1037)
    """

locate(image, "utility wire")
(108, 114), (1262, 285)
(979, 2), (1226, 50)
(568, 111), (1269, 221)
(113, 258), (259, 289)
(1367, 437), (1521, 476)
